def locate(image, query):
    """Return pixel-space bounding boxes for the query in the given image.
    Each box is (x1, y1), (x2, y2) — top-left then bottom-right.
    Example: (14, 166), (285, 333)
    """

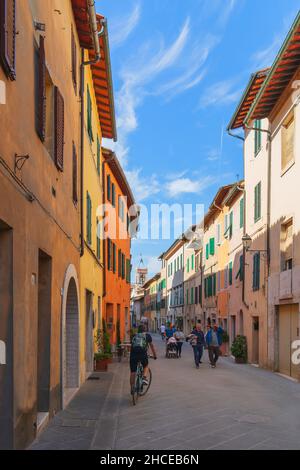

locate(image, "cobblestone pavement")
(31, 335), (300, 450)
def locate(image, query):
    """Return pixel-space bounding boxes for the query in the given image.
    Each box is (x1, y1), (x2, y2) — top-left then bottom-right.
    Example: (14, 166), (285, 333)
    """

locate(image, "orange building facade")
(102, 148), (137, 345)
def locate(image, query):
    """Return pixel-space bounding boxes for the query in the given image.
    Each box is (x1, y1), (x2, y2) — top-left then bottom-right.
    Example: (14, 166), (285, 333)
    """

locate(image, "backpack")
(132, 333), (147, 350)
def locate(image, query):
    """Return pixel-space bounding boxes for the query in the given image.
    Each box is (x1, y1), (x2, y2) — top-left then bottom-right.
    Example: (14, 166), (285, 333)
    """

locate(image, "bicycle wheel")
(138, 367), (152, 396)
(132, 378), (139, 405)
(132, 364), (142, 405)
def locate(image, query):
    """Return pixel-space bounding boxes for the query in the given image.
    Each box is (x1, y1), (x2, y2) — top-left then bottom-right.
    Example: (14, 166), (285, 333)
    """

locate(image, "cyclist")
(130, 324), (157, 394)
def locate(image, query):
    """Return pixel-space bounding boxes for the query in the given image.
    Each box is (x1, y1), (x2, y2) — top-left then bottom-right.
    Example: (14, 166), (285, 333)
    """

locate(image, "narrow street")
(31, 335), (300, 451)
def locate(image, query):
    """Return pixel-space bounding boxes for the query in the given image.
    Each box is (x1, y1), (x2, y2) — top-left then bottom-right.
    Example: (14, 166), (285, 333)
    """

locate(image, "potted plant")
(231, 335), (248, 363)
(94, 321), (112, 371)
(220, 330), (230, 357)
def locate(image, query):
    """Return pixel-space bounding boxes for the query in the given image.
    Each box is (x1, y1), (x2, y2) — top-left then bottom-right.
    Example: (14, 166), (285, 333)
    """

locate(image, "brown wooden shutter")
(72, 142), (78, 203)
(37, 35), (46, 141)
(0, 0), (16, 80)
(54, 86), (64, 171)
(71, 26), (77, 91)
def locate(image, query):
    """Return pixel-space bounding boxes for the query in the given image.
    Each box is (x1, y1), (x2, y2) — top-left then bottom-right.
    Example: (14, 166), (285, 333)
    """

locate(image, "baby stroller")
(166, 338), (178, 358)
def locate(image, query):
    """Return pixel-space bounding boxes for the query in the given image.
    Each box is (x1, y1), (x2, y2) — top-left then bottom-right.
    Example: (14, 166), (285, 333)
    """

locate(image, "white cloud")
(199, 79), (242, 108)
(125, 168), (160, 202)
(166, 176), (217, 197)
(109, 4), (141, 48)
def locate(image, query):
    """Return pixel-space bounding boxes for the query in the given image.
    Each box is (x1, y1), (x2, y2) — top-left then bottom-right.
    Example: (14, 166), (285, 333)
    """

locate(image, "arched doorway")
(61, 265), (80, 408)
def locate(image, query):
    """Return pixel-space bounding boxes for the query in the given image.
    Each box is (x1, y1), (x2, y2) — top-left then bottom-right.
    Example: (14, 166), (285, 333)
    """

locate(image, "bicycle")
(131, 356), (153, 406)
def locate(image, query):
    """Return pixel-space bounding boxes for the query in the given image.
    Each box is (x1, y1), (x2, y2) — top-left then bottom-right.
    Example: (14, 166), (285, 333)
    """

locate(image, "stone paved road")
(31, 335), (300, 450)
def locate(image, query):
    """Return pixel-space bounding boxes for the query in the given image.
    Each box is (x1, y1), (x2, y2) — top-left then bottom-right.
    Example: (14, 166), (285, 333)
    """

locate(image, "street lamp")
(242, 233), (252, 251)
(242, 233), (268, 256)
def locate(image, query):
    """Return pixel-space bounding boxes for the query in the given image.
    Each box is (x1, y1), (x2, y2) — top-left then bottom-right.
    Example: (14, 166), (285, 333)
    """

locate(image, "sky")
(96, 0), (300, 278)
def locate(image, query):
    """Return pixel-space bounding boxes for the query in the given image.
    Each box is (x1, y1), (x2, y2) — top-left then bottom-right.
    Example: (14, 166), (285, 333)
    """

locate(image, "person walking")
(205, 321), (224, 368)
(160, 323), (166, 340)
(174, 327), (185, 357)
(187, 323), (206, 369)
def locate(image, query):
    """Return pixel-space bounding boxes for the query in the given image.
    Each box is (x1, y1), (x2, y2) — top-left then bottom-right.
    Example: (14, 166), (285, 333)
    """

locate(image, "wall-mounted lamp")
(34, 21), (46, 32)
(242, 233), (268, 255)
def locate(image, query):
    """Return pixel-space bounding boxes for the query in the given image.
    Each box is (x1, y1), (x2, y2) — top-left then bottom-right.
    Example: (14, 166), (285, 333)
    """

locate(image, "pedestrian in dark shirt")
(187, 323), (206, 369)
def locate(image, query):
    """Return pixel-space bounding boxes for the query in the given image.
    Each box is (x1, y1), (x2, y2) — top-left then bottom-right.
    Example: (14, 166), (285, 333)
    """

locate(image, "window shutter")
(118, 249), (121, 277)
(206, 243), (209, 260)
(0, 0), (16, 80)
(37, 35), (46, 142)
(71, 25), (77, 91)
(96, 218), (100, 259)
(257, 182), (261, 220)
(113, 243), (116, 273)
(239, 255), (244, 281)
(54, 86), (64, 171)
(229, 261), (233, 285)
(209, 237), (215, 256)
(97, 136), (100, 175)
(86, 193), (92, 245)
(72, 142), (78, 204)
(254, 119), (261, 155)
(240, 198), (244, 228)
(229, 212), (233, 238)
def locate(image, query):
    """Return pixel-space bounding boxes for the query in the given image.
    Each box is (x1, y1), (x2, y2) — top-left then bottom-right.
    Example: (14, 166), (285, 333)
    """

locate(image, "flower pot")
(234, 357), (246, 364)
(94, 359), (108, 371)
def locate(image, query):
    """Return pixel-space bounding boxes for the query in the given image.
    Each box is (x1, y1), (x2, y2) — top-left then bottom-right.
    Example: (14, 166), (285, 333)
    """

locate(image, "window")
(96, 218), (100, 259)
(113, 243), (116, 273)
(236, 255), (244, 281)
(199, 284), (202, 305)
(36, 35), (46, 142)
(191, 287), (194, 304)
(281, 110), (295, 171)
(54, 87), (65, 171)
(72, 143), (78, 204)
(118, 196), (125, 221)
(86, 192), (92, 245)
(107, 239), (112, 271)
(240, 197), (244, 228)
(97, 136), (100, 175)
(254, 182), (261, 222)
(224, 214), (229, 238)
(121, 253), (125, 279)
(180, 253), (183, 269)
(118, 249), (121, 277)
(87, 85), (93, 141)
(206, 243), (209, 260)
(254, 119), (262, 155)
(253, 252), (260, 291)
(229, 212), (233, 239)
(0, 0), (16, 80)
(191, 254), (194, 270)
(107, 174), (111, 201)
(186, 289), (189, 305)
(71, 25), (77, 92)
(195, 286), (198, 304)
(187, 258), (190, 273)
(209, 237), (215, 256)
(281, 219), (293, 272)
(216, 223), (221, 245)
(229, 261), (233, 286)
(112, 183), (116, 207)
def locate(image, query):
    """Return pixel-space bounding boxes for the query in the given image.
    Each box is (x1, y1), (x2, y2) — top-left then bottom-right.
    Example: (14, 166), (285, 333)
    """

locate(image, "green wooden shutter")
(229, 212), (233, 239)
(239, 255), (244, 281)
(229, 261), (233, 285)
(210, 238), (215, 256)
(206, 243), (209, 260)
(112, 183), (115, 207)
(254, 182), (261, 222)
(254, 119), (262, 155)
(87, 85), (93, 141)
(97, 136), (100, 175)
(187, 258), (190, 273)
(240, 197), (244, 228)
(96, 218), (100, 259)
(191, 287), (194, 304)
(191, 254), (194, 270)
(86, 192), (92, 245)
(199, 284), (202, 305)
(253, 253), (260, 291)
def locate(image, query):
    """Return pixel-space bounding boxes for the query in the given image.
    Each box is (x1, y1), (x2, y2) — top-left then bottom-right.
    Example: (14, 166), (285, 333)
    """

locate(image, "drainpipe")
(80, 9), (104, 257)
